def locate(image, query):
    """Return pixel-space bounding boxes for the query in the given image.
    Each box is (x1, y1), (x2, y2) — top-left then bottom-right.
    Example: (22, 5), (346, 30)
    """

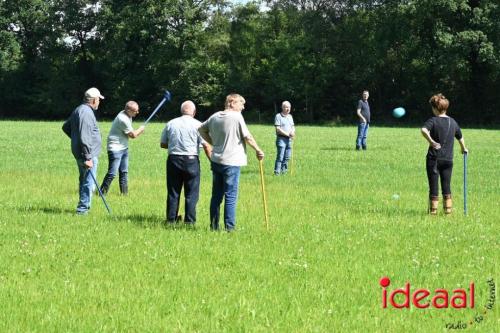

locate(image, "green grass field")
(0, 120), (498, 332)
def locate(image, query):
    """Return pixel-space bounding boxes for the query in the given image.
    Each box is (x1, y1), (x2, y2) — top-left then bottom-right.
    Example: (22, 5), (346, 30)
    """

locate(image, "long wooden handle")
(463, 153), (467, 216)
(259, 160), (269, 229)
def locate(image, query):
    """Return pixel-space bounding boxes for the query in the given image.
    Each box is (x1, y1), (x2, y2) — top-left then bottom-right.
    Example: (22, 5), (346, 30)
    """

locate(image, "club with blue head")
(144, 90), (172, 126)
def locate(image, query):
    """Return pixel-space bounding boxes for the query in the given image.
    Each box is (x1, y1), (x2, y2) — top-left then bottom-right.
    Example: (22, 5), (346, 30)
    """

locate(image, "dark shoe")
(119, 184), (128, 195)
(100, 177), (112, 195)
(210, 221), (220, 231)
(184, 221), (196, 229)
(165, 215), (182, 225)
(356, 146), (361, 151)
(164, 220), (177, 229)
(362, 146), (367, 150)
(99, 186), (108, 196)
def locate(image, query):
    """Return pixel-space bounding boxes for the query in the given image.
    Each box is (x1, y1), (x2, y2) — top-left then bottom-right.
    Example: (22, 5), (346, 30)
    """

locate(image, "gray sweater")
(62, 104), (102, 160)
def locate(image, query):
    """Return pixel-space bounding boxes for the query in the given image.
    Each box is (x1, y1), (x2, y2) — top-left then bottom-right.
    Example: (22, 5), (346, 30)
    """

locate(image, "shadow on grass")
(335, 202), (425, 218)
(241, 169), (259, 175)
(115, 214), (200, 232)
(320, 146), (392, 151)
(320, 146), (354, 151)
(114, 213), (163, 227)
(18, 205), (75, 215)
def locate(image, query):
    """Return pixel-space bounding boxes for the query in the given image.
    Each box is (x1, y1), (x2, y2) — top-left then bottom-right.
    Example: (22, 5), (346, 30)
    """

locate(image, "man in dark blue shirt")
(355, 90), (370, 150)
(62, 87), (104, 215)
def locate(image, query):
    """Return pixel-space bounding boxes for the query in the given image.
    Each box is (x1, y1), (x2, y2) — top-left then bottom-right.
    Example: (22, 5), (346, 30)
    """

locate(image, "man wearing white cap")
(62, 87), (104, 215)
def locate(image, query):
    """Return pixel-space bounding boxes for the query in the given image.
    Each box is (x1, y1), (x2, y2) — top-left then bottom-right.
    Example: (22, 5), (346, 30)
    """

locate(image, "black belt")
(169, 154), (198, 159)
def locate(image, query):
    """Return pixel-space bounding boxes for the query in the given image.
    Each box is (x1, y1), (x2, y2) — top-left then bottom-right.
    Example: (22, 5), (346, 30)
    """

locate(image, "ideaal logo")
(379, 277), (496, 330)
(379, 277), (474, 309)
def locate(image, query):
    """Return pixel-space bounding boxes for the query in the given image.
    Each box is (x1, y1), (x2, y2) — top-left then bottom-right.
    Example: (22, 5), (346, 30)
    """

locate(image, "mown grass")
(0, 120), (498, 332)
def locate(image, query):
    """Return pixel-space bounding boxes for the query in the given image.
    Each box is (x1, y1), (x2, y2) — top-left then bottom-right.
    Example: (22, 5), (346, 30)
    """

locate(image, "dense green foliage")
(0, 121), (498, 331)
(0, 0), (499, 124)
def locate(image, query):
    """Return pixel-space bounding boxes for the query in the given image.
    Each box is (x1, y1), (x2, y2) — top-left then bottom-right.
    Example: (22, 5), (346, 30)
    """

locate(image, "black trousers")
(426, 157), (453, 198)
(166, 155), (200, 222)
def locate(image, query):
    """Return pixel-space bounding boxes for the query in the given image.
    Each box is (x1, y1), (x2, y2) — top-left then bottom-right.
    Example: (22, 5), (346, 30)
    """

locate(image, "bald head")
(180, 100), (196, 116)
(124, 101), (139, 118)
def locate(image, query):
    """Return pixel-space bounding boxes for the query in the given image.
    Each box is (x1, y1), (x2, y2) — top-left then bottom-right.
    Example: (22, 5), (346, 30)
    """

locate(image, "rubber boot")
(429, 196), (439, 215)
(100, 185), (108, 195)
(119, 172), (128, 195)
(100, 174), (113, 195)
(443, 194), (452, 214)
(119, 183), (128, 195)
(165, 201), (172, 225)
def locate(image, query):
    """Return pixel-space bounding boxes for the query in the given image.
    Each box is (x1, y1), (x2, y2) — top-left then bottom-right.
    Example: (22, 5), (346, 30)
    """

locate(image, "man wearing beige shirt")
(198, 93), (264, 231)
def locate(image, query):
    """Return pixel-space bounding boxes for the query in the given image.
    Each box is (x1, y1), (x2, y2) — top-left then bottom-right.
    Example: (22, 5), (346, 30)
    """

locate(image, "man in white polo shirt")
(161, 100), (212, 225)
(100, 101), (144, 195)
(274, 100), (295, 175)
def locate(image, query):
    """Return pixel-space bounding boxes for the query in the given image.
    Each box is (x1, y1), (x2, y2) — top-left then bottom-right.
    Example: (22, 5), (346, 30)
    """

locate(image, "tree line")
(0, 0), (498, 125)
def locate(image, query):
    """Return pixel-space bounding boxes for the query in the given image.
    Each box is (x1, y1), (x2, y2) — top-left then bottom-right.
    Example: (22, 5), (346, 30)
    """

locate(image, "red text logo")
(380, 277), (474, 309)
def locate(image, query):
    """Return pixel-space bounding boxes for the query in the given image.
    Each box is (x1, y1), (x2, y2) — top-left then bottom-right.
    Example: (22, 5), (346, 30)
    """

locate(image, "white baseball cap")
(85, 87), (105, 99)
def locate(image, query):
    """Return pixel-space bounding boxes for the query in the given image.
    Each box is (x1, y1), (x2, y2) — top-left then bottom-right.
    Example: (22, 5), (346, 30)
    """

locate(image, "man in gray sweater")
(62, 87), (104, 215)
(198, 93), (264, 231)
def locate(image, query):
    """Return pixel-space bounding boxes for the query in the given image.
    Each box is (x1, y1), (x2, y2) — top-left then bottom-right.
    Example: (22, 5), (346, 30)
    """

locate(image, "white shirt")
(107, 111), (134, 151)
(160, 115), (204, 156)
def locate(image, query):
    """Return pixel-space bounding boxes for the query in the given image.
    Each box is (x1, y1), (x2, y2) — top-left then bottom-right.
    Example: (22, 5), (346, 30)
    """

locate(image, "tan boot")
(443, 194), (452, 214)
(429, 196), (439, 215)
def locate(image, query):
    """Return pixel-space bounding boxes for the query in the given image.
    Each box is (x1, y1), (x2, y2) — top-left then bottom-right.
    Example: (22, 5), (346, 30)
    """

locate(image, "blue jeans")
(166, 155), (201, 223)
(274, 136), (292, 174)
(356, 122), (369, 149)
(101, 149), (129, 194)
(76, 157), (98, 214)
(210, 162), (241, 231)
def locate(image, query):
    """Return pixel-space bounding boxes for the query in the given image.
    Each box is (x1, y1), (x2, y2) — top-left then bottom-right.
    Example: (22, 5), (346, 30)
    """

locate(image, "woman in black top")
(421, 94), (468, 215)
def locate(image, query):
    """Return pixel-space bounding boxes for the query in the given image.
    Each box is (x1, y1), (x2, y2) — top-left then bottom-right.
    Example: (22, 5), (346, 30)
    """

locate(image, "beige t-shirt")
(199, 111), (250, 166)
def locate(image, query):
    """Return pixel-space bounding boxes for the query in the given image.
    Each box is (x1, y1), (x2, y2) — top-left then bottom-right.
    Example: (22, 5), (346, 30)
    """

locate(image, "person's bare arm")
(357, 108), (366, 123)
(202, 142), (212, 159)
(127, 126), (145, 139)
(421, 128), (441, 150)
(458, 138), (468, 154)
(275, 126), (290, 137)
(198, 125), (213, 145)
(245, 134), (264, 160)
